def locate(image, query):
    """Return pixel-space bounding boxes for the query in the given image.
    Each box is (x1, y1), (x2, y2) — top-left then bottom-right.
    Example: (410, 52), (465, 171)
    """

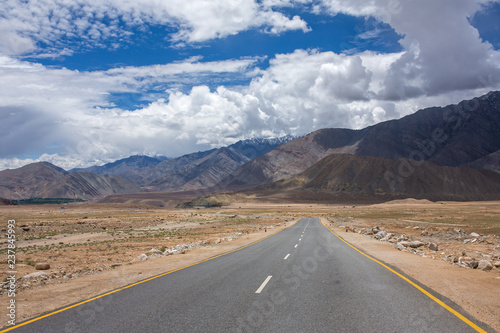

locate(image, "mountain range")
(0, 162), (141, 200)
(1, 91), (499, 202)
(70, 136), (295, 191)
(220, 91), (500, 191)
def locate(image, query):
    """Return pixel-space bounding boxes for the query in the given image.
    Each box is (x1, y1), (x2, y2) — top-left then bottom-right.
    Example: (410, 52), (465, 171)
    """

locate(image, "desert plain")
(1, 198), (499, 331)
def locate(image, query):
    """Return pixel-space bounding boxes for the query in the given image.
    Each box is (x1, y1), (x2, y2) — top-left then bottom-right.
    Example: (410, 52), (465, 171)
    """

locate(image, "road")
(5, 218), (490, 332)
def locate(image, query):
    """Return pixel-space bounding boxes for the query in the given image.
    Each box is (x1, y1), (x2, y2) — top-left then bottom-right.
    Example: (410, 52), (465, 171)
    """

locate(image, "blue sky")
(1, 0), (500, 170)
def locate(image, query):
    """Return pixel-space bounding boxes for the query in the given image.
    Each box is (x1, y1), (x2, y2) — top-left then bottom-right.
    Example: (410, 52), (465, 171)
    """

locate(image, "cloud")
(318, 0), (500, 98)
(0, 0), (310, 55)
(1, 0), (500, 171)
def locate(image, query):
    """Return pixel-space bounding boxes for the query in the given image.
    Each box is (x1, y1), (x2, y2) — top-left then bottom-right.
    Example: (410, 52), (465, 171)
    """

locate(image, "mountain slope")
(221, 91), (500, 190)
(0, 162), (141, 200)
(258, 154), (500, 202)
(69, 136), (294, 191)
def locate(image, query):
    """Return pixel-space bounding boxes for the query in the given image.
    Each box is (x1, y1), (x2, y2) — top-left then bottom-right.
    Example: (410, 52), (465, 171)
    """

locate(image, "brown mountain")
(72, 136), (294, 191)
(221, 91), (500, 190)
(0, 162), (141, 200)
(255, 154), (500, 202)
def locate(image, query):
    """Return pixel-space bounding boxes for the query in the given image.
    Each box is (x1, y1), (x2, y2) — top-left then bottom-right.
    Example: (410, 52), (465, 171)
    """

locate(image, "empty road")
(4, 218), (490, 332)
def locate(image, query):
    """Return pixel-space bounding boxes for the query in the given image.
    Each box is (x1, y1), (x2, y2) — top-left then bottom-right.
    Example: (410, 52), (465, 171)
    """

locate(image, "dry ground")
(0, 199), (499, 331)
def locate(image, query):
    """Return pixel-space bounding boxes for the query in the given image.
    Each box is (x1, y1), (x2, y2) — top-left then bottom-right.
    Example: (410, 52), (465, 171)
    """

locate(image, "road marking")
(323, 223), (487, 333)
(294, 244), (298, 248)
(256, 275), (272, 294)
(284, 254), (290, 260)
(0, 221), (300, 333)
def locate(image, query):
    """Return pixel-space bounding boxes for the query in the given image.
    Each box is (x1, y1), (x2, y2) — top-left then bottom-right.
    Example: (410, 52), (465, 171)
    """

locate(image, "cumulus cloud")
(0, 0), (310, 55)
(1, 0), (500, 170)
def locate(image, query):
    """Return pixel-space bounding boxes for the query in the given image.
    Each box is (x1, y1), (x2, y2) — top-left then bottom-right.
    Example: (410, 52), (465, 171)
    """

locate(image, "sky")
(1, 0), (500, 170)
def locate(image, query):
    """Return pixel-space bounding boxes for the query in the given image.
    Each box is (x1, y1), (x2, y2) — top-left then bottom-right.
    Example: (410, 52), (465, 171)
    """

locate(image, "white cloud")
(1, 0), (500, 171)
(0, 0), (310, 55)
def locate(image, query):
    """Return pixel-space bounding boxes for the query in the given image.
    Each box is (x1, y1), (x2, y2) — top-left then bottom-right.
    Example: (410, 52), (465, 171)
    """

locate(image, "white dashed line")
(284, 254), (290, 260)
(255, 276), (272, 294)
(294, 244), (298, 248)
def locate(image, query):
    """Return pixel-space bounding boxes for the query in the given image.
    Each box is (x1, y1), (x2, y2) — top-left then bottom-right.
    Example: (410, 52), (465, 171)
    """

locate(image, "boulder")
(375, 230), (387, 240)
(35, 263), (50, 270)
(146, 248), (163, 256)
(410, 241), (425, 248)
(468, 260), (479, 269)
(137, 254), (148, 261)
(398, 241), (410, 247)
(428, 243), (439, 251)
(478, 260), (493, 271)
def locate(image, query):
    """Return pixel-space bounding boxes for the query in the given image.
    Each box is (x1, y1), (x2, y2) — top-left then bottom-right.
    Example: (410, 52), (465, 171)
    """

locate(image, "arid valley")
(1, 198), (499, 331)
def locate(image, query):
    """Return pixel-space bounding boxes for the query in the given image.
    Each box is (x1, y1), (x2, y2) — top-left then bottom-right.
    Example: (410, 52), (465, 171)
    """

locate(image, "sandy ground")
(1, 199), (499, 331)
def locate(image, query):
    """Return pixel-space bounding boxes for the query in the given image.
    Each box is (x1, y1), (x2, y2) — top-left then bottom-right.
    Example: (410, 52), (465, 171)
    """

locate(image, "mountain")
(254, 154), (500, 202)
(0, 162), (141, 200)
(70, 155), (165, 183)
(220, 91), (500, 190)
(69, 136), (294, 191)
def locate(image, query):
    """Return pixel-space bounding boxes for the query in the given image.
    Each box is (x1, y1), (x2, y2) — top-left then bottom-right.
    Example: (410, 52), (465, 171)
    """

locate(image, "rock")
(375, 230), (387, 240)
(463, 239), (471, 244)
(146, 248), (163, 256)
(35, 263), (50, 270)
(493, 253), (500, 260)
(22, 272), (48, 280)
(398, 241), (410, 247)
(372, 226), (380, 233)
(468, 260), (479, 269)
(478, 260), (493, 271)
(421, 230), (429, 236)
(493, 261), (500, 268)
(137, 254), (148, 261)
(470, 232), (480, 237)
(364, 229), (374, 235)
(412, 226), (420, 230)
(428, 243), (439, 251)
(396, 243), (406, 251)
(410, 241), (425, 248)
(111, 263), (122, 268)
(381, 233), (393, 242)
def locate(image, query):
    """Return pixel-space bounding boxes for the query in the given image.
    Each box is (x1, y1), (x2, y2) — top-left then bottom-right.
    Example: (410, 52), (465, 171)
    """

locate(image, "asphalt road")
(7, 218), (490, 332)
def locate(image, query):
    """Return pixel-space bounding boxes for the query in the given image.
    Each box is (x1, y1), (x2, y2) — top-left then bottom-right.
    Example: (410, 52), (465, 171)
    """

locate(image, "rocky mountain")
(255, 154), (500, 202)
(70, 136), (294, 191)
(221, 91), (500, 190)
(70, 155), (166, 179)
(0, 162), (141, 200)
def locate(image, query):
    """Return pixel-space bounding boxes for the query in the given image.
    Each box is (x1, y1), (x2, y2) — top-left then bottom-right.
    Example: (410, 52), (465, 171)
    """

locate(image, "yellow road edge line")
(322, 222), (487, 333)
(1, 219), (299, 332)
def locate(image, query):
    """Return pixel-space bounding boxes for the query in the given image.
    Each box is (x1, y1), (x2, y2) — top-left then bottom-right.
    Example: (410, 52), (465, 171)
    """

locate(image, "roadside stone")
(396, 243), (406, 251)
(364, 229), (374, 235)
(470, 232), (480, 237)
(428, 243), (439, 251)
(478, 260), (493, 271)
(398, 241), (410, 247)
(375, 230), (387, 240)
(412, 226), (420, 230)
(463, 239), (471, 244)
(111, 263), (122, 268)
(146, 248), (163, 256)
(137, 254), (148, 261)
(493, 261), (500, 268)
(410, 241), (425, 248)
(493, 253), (500, 260)
(468, 260), (479, 269)
(35, 263), (50, 270)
